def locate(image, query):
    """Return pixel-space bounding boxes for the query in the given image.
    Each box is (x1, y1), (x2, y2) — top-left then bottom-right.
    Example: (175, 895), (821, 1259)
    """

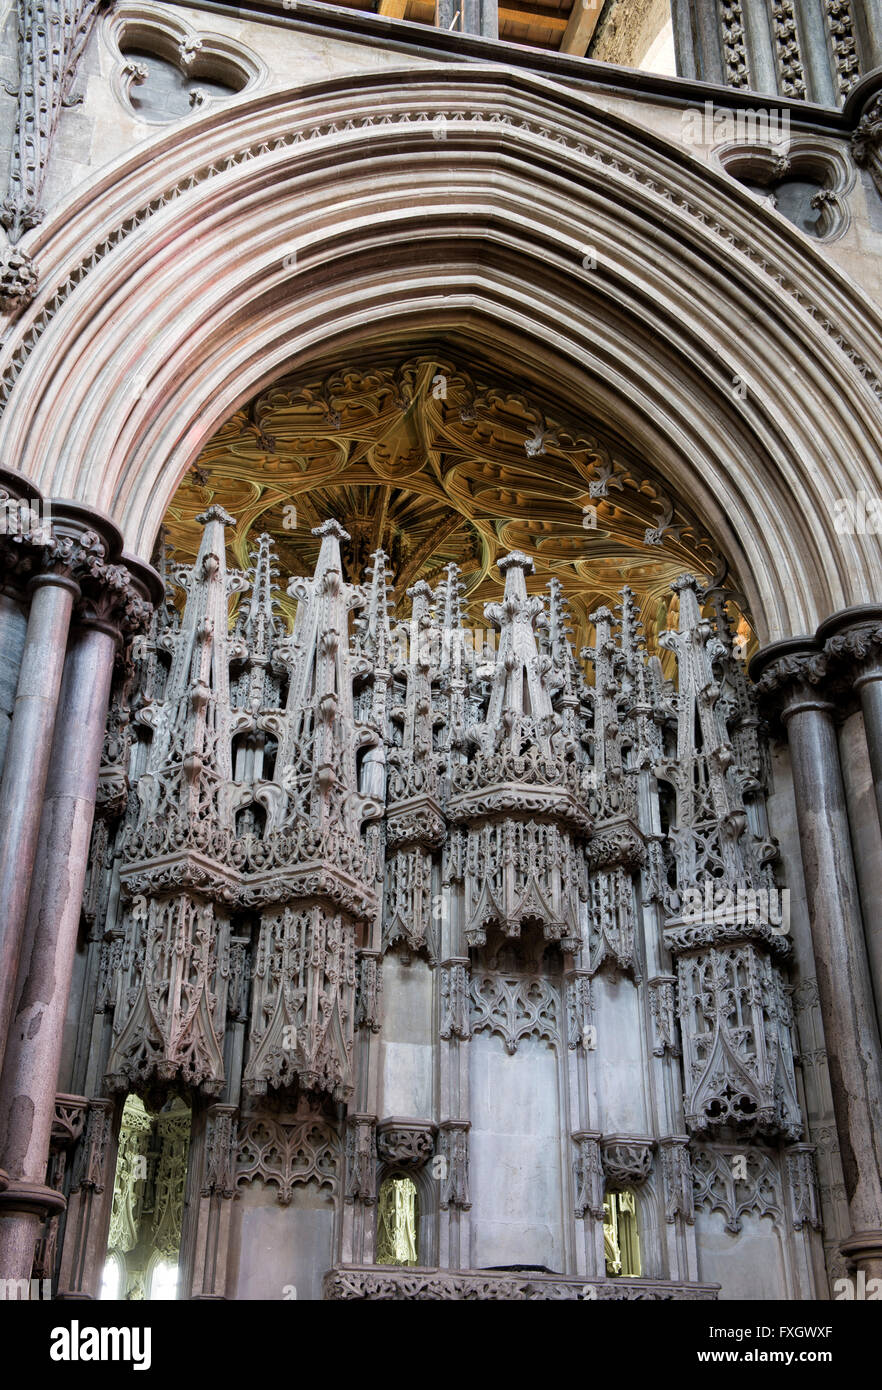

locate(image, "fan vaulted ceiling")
(160, 350), (753, 658)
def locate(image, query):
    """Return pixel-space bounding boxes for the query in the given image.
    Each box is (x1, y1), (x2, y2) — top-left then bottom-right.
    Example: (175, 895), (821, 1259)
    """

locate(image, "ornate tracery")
(74, 497), (812, 1297)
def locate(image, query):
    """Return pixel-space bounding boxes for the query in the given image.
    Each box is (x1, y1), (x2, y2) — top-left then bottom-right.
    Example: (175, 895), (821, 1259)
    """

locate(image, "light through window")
(376, 1176), (419, 1266)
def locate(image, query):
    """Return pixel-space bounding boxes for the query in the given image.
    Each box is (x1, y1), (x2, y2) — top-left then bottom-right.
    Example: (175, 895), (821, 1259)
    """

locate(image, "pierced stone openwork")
(80, 493), (803, 1298)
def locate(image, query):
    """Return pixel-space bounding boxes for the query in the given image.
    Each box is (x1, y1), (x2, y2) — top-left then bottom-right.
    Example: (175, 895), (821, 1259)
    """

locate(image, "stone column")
(817, 608), (882, 829)
(752, 640), (882, 1280)
(0, 469), (43, 781)
(816, 608), (882, 1039)
(0, 546), (158, 1283)
(0, 501), (113, 1082)
(855, 0), (882, 71)
(190, 1105), (238, 1300)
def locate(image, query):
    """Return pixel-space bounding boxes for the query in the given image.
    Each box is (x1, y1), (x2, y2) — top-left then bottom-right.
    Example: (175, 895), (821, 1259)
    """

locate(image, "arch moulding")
(2, 64), (881, 643)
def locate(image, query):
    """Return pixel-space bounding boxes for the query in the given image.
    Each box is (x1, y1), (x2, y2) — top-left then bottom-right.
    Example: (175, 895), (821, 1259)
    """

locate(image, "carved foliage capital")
(601, 1137), (655, 1188)
(376, 1119), (436, 1168)
(76, 559), (155, 638)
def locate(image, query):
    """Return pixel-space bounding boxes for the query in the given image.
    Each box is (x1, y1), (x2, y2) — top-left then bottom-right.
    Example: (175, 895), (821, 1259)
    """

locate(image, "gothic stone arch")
(1, 67), (882, 641)
(3, 59), (882, 1305)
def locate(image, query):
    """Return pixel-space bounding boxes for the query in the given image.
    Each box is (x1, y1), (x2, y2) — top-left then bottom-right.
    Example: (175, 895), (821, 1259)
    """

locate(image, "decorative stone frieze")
(692, 1144), (783, 1234)
(720, 0), (750, 89)
(323, 1265), (718, 1300)
(828, 0), (862, 100)
(469, 970), (559, 1055)
(772, 0), (806, 98)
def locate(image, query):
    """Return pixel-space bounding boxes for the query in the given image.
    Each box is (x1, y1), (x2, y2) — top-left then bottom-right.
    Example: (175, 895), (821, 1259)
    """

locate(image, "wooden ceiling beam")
(560, 0), (604, 55)
(499, 4), (570, 30)
(377, 0), (410, 16)
(395, 512), (465, 593)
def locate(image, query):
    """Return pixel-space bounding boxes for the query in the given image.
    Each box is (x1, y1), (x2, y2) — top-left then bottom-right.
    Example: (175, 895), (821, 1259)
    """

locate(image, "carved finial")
(233, 532), (280, 658)
(196, 505), (236, 528)
(312, 519), (351, 542)
(497, 550), (535, 575)
(357, 549), (395, 667)
(588, 605), (615, 625)
(670, 573), (699, 595)
(407, 580), (433, 602)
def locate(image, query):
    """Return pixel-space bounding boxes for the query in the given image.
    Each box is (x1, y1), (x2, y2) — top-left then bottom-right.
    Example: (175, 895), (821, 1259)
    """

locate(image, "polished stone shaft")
(0, 574), (77, 1079)
(0, 620), (116, 1281)
(783, 683), (882, 1280)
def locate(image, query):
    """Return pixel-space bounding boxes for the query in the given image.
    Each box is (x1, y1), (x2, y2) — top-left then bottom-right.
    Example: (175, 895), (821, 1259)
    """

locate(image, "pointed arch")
(2, 66), (881, 639)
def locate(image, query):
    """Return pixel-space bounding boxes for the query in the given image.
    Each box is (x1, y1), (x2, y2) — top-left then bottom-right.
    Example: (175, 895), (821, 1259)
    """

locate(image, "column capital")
(0, 468), (52, 596)
(74, 549), (162, 641)
(839, 1229), (882, 1270)
(748, 636), (833, 720)
(817, 605), (882, 690)
(752, 608), (882, 714)
(33, 500), (121, 605)
(2, 487), (162, 637)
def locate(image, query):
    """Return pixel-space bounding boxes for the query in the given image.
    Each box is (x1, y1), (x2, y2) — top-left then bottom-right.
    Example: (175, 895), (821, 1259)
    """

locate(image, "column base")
(0, 1179), (67, 1218)
(840, 1229), (882, 1274)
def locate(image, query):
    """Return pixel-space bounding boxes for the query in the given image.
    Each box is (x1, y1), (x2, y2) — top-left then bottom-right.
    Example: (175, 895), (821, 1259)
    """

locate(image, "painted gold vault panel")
(163, 351), (753, 655)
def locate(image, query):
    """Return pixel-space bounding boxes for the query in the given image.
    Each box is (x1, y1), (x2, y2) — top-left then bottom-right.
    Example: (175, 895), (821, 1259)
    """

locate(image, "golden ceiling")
(161, 351), (753, 658)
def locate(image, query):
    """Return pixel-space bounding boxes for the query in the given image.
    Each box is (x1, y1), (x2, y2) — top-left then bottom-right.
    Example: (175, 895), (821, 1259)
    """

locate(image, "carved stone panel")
(376, 1119), (436, 1168)
(235, 1110), (341, 1206)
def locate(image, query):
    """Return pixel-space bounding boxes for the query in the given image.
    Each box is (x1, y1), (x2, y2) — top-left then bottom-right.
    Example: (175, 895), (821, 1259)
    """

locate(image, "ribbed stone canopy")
(162, 349), (755, 657)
